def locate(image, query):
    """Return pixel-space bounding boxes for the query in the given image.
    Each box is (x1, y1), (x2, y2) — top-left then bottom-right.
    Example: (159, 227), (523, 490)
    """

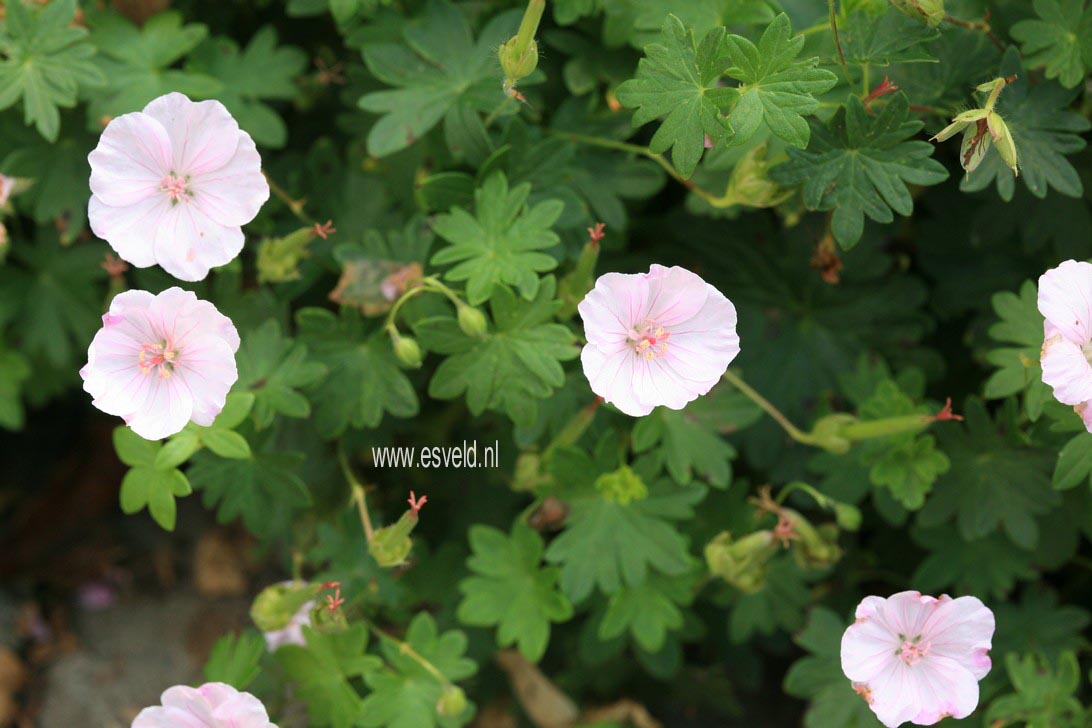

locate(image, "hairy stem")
(721, 369), (820, 447)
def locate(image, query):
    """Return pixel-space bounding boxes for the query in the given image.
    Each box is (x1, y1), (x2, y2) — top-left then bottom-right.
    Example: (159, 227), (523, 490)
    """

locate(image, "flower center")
(897, 634), (929, 666)
(628, 319), (670, 360)
(160, 172), (192, 204)
(139, 340), (179, 379)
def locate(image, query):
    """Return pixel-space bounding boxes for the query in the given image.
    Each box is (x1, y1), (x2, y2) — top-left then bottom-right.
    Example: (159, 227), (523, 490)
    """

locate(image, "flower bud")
(787, 512), (842, 570)
(257, 226), (316, 283)
(436, 685), (468, 718)
(889, 0), (945, 27)
(594, 465), (647, 504)
(392, 334), (424, 369)
(369, 508), (421, 568)
(456, 304), (488, 338)
(250, 581), (317, 632)
(558, 230), (602, 319)
(704, 530), (779, 593)
(833, 502), (862, 532)
(499, 37), (539, 83)
(807, 413), (855, 455)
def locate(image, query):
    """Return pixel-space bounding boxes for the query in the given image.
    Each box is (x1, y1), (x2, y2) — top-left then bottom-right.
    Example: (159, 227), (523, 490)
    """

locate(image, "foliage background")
(1, 0), (1091, 725)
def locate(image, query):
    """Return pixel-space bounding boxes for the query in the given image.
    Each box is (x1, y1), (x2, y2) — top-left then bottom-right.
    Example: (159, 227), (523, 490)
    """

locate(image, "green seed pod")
(392, 334), (424, 369)
(369, 509), (420, 567)
(498, 36), (539, 82)
(704, 530), (779, 593)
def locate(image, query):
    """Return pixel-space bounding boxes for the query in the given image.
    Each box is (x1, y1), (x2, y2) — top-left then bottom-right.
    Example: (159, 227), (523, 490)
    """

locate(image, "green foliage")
(278, 625), (383, 728)
(597, 571), (695, 652)
(984, 280), (1053, 420)
(615, 16), (734, 178)
(203, 630), (265, 690)
(236, 320), (328, 429)
(457, 524), (573, 662)
(771, 94), (948, 248)
(0, 0), (104, 141)
(985, 652), (1087, 728)
(431, 172), (563, 305)
(1011, 0), (1092, 89)
(0, 348), (29, 430)
(113, 426), (192, 531)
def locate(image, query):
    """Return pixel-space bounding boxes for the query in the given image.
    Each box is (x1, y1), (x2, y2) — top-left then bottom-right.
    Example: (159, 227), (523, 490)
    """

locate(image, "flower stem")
(721, 369), (820, 447)
(827, 0), (850, 81)
(363, 618), (453, 687)
(943, 13), (1005, 52)
(338, 444), (375, 542)
(263, 172), (311, 224)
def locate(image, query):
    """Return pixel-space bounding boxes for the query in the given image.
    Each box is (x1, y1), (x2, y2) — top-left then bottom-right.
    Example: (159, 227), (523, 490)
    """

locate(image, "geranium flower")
(263, 582), (315, 652)
(578, 264), (740, 416)
(1039, 260), (1092, 430)
(80, 287), (240, 440)
(88, 92), (269, 282)
(840, 591), (995, 728)
(132, 682), (276, 727)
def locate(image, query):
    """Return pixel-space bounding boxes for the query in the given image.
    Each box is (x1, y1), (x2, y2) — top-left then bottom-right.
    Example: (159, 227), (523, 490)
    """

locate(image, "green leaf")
(993, 588), (1091, 665)
(918, 399), (1058, 549)
(203, 630), (265, 690)
(543, 448), (704, 602)
(614, 15), (733, 178)
(360, 613), (477, 728)
(1053, 433), (1092, 491)
(296, 307), (418, 437)
(415, 277), (578, 428)
(985, 652), (1086, 728)
(113, 426), (158, 468)
(959, 50), (1090, 202)
(722, 14), (837, 149)
(236, 320), (328, 429)
(913, 527), (1038, 599)
(0, 347), (30, 430)
(631, 404), (736, 488)
(984, 280), (1052, 420)
(359, 0), (514, 158)
(184, 27), (307, 148)
(85, 9), (219, 119)
(0, 0), (104, 140)
(189, 449), (312, 537)
(597, 571), (694, 652)
(457, 524), (573, 662)
(728, 557), (811, 642)
(783, 607), (882, 728)
(772, 94), (948, 248)
(431, 172), (563, 305)
(1011, 0), (1092, 89)
(841, 7), (939, 66)
(278, 624), (382, 728)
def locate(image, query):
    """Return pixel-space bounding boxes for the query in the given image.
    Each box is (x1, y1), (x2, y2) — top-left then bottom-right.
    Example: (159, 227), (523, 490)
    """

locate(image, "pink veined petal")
(159, 685), (219, 720)
(921, 595), (995, 681)
(581, 343), (652, 417)
(88, 112), (174, 207)
(142, 93), (243, 177)
(855, 596), (889, 621)
(190, 132), (269, 227)
(664, 286), (741, 382)
(841, 616), (899, 683)
(210, 692), (276, 727)
(152, 287), (241, 352)
(123, 373), (195, 441)
(152, 201), (245, 282)
(642, 264), (710, 326)
(1037, 260), (1092, 345)
(906, 656), (981, 725)
(879, 591), (935, 641)
(131, 706), (210, 728)
(1040, 334), (1092, 406)
(174, 334), (239, 427)
(634, 355), (714, 412)
(89, 193), (170, 269)
(578, 272), (650, 347)
(862, 659), (920, 728)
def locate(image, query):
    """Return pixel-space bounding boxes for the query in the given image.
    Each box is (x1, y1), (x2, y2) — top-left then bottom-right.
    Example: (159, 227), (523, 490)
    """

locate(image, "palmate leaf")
(913, 527), (1038, 599)
(771, 94), (948, 248)
(985, 653), (1087, 728)
(113, 427), (193, 532)
(296, 307), (419, 437)
(722, 14), (837, 149)
(185, 26), (307, 148)
(0, 0), (104, 141)
(430, 172), (563, 305)
(1011, 0), (1092, 89)
(278, 624), (382, 728)
(414, 277), (578, 428)
(359, 0), (515, 158)
(456, 524), (573, 662)
(597, 570), (696, 653)
(614, 15), (734, 179)
(959, 50), (1090, 202)
(609, 0), (778, 48)
(85, 9), (219, 120)
(983, 280), (1053, 421)
(840, 7), (939, 67)
(203, 630), (265, 690)
(235, 320), (328, 429)
(360, 614), (477, 728)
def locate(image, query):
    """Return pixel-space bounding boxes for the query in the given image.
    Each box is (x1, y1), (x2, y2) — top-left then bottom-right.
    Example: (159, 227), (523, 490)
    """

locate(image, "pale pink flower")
(88, 92), (269, 282)
(0, 174), (14, 207)
(1039, 260), (1092, 430)
(840, 591), (995, 728)
(81, 287), (240, 440)
(578, 264), (740, 416)
(132, 682), (276, 728)
(263, 588), (314, 652)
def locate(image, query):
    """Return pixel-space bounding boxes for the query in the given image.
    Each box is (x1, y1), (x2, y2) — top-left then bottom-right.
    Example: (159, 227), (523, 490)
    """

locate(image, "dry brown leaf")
(494, 649), (579, 728)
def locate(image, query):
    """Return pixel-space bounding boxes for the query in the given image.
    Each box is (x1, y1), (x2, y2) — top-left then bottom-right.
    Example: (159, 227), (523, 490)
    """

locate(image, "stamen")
(160, 173), (192, 204)
(138, 340), (179, 378)
(628, 319), (671, 359)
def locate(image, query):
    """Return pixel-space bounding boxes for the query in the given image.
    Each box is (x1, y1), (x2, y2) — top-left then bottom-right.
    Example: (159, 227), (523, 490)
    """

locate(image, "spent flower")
(931, 77), (1018, 177)
(88, 92), (269, 281)
(578, 265), (740, 416)
(81, 287), (240, 440)
(841, 591), (995, 727)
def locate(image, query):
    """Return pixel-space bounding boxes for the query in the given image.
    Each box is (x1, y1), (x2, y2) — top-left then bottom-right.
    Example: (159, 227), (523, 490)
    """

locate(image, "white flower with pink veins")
(577, 264), (740, 416)
(81, 287), (240, 440)
(88, 92), (269, 281)
(132, 682), (276, 728)
(1039, 259), (1092, 430)
(840, 591), (995, 727)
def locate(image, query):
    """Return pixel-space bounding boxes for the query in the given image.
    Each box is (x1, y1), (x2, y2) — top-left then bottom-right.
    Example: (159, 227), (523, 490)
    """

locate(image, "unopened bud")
(890, 0), (945, 27)
(558, 228), (602, 319)
(704, 530), (779, 593)
(368, 499), (424, 568)
(499, 37), (539, 82)
(436, 685), (468, 718)
(808, 413), (855, 455)
(457, 304), (488, 338)
(594, 465), (647, 504)
(833, 502), (862, 532)
(251, 581), (317, 632)
(392, 333), (424, 369)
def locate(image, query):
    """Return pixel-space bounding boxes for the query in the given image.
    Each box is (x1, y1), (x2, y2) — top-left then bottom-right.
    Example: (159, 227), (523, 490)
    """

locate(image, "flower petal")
(89, 193), (170, 269)
(921, 595), (994, 681)
(841, 614), (898, 683)
(143, 93), (243, 177)
(88, 111), (173, 207)
(643, 264), (710, 326)
(581, 343), (650, 417)
(1037, 260), (1092, 345)
(578, 272), (649, 347)
(152, 202), (245, 282)
(190, 131), (269, 227)
(1041, 334), (1092, 406)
